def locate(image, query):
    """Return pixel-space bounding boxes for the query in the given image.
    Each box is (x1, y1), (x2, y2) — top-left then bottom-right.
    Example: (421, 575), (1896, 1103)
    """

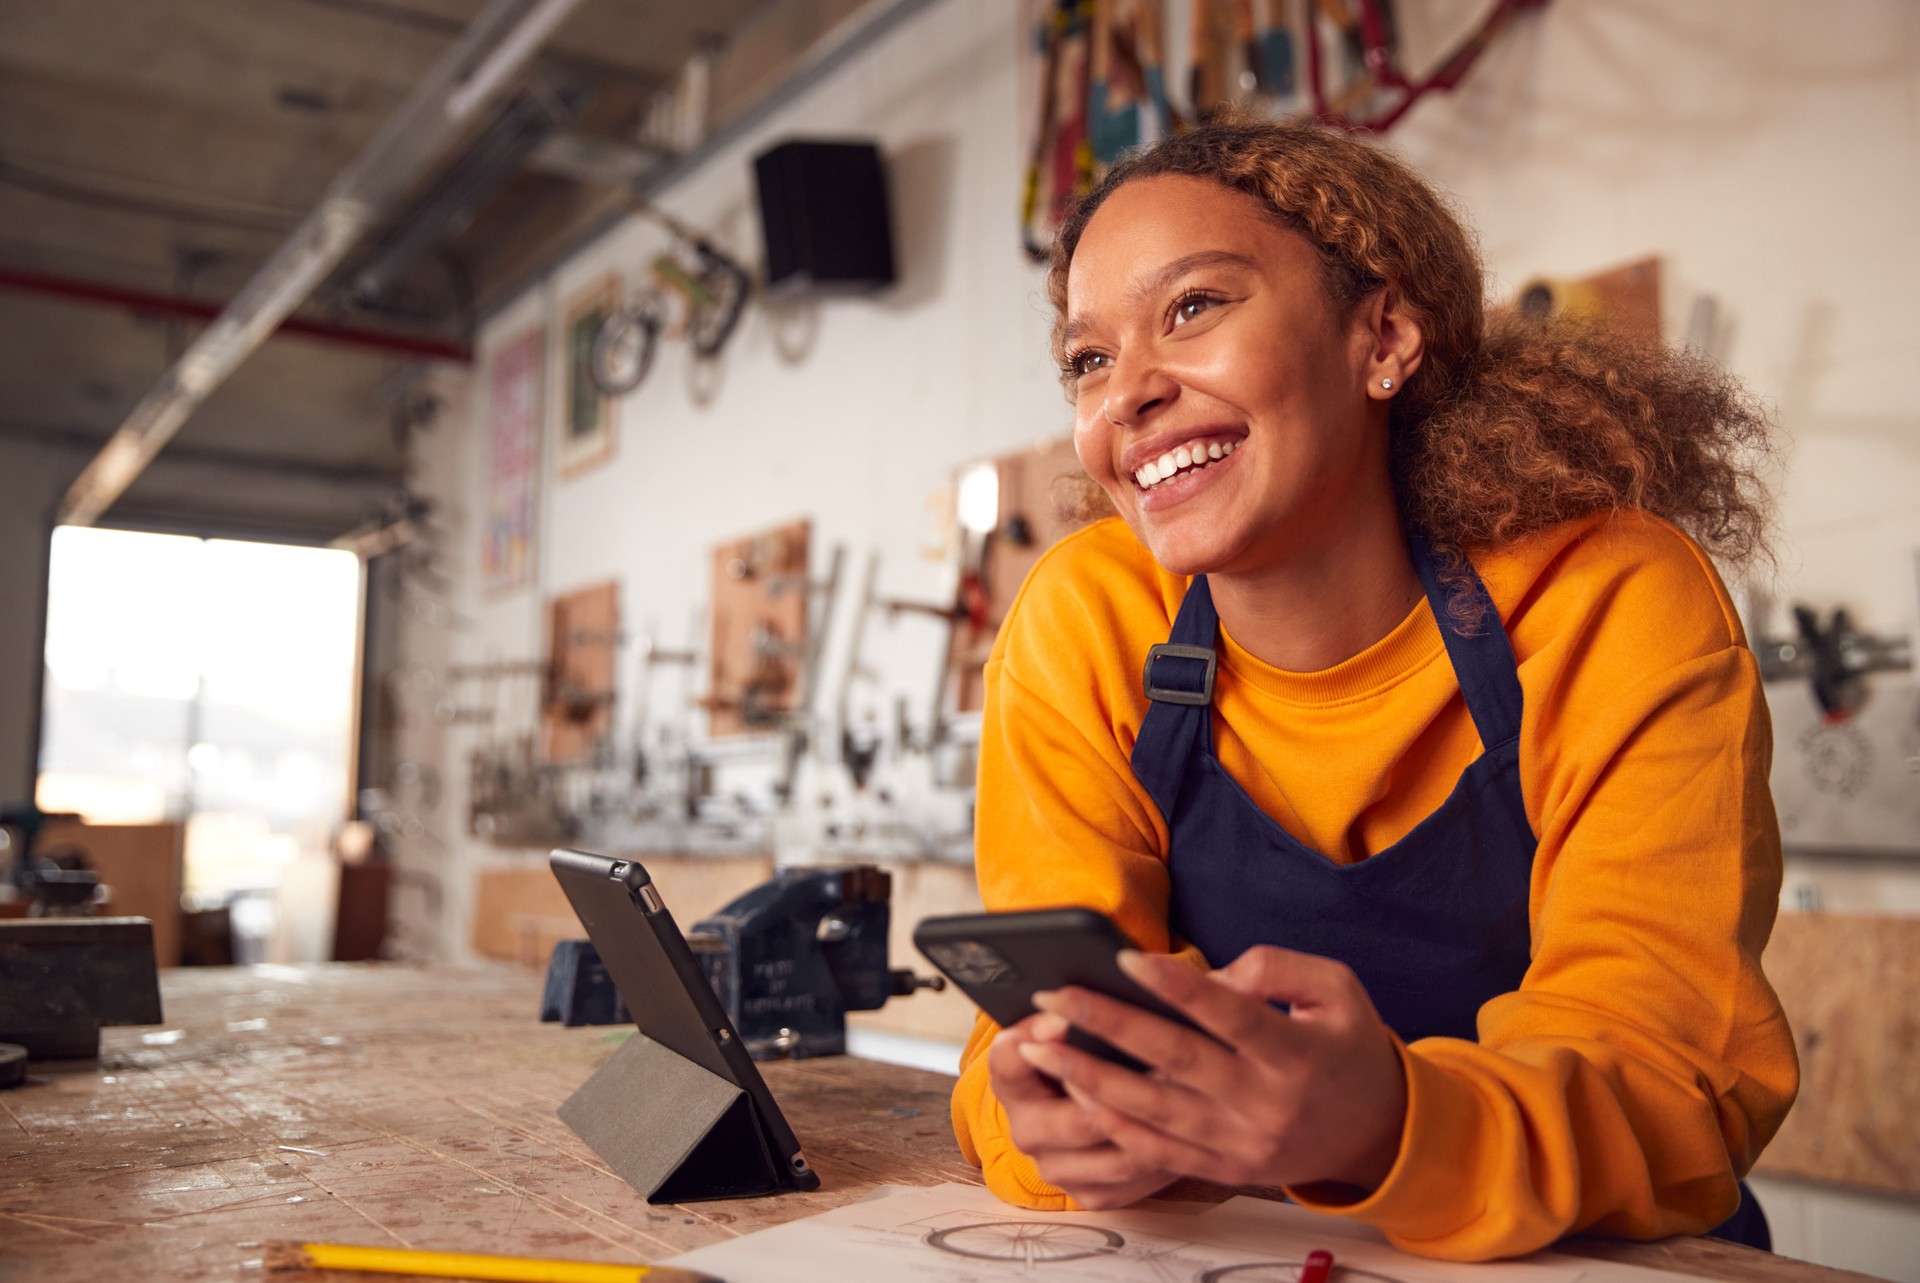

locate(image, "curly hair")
(1047, 113), (1775, 575)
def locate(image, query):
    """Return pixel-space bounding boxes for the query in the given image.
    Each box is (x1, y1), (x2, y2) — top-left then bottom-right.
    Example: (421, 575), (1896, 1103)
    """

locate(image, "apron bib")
(1127, 532), (1767, 1249)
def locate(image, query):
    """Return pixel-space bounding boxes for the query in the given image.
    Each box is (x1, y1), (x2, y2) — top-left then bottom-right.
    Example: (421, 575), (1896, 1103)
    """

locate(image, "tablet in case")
(548, 849), (820, 1202)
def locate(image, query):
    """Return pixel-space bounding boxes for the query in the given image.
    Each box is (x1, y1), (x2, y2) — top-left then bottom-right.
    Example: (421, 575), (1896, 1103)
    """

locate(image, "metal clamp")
(1143, 643), (1217, 706)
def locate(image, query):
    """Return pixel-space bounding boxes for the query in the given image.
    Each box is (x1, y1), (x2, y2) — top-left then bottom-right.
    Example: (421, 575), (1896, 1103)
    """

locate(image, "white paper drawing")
(659, 1182), (1673, 1283)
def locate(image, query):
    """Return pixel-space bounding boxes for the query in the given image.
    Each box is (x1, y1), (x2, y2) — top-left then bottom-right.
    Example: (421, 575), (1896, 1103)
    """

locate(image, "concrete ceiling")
(0, 0), (776, 534)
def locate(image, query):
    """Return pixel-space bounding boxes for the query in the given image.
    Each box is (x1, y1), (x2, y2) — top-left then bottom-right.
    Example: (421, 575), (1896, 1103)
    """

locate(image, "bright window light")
(38, 528), (362, 954)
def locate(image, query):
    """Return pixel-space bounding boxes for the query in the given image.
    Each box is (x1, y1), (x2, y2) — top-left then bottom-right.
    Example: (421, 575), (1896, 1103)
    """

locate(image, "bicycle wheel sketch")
(924, 1220), (1125, 1264)
(1200, 1262), (1409, 1282)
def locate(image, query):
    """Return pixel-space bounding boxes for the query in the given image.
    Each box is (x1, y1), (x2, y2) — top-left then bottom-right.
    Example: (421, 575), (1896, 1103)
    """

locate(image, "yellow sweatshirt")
(951, 511), (1797, 1261)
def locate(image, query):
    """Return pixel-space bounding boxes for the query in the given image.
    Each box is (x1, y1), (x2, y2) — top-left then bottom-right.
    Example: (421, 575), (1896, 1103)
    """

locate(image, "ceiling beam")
(56, 0), (587, 528)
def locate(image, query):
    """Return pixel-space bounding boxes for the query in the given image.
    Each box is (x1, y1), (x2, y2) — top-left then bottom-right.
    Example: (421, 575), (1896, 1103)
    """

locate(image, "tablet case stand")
(559, 1033), (785, 1202)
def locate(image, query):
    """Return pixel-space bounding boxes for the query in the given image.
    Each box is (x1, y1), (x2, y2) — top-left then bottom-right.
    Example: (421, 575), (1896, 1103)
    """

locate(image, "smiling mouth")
(1133, 438), (1237, 491)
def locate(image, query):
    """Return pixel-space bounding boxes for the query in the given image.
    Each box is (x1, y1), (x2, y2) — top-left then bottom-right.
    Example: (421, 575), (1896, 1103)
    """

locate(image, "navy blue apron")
(1128, 532), (1767, 1250)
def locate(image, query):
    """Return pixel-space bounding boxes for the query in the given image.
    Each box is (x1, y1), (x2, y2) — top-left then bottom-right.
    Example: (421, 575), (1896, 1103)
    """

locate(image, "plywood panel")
(470, 853), (776, 966)
(39, 819), (184, 967)
(1756, 913), (1920, 1197)
(0, 966), (974, 1282)
(708, 519), (811, 737)
(1512, 255), (1663, 344)
(541, 579), (619, 763)
(848, 857), (984, 1044)
(470, 864), (592, 967)
(0, 965), (1856, 1283)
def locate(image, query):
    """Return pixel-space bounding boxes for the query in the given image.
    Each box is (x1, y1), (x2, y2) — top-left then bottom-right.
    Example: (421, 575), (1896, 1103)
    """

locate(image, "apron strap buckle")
(1143, 643), (1217, 706)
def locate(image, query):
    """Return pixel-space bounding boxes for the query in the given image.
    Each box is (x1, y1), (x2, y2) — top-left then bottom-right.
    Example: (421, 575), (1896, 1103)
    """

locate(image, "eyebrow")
(1061, 249), (1260, 350)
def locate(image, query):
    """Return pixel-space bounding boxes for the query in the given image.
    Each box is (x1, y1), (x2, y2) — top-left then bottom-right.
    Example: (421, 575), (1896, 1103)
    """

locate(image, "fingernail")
(1116, 949), (1151, 979)
(1031, 989), (1061, 1012)
(1031, 1011), (1070, 1040)
(1018, 1042), (1067, 1079)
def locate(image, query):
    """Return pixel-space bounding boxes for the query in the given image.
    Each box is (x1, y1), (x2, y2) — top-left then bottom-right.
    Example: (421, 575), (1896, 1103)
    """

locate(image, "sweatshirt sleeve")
(1285, 639), (1799, 1259)
(952, 636), (1201, 1209)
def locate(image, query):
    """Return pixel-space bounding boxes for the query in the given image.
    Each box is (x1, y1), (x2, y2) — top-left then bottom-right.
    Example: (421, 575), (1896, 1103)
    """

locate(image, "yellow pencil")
(263, 1240), (721, 1283)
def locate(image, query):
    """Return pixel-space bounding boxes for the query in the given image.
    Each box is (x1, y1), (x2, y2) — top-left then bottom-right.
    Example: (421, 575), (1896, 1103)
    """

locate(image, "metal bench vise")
(540, 864), (943, 1059)
(0, 918), (164, 1059)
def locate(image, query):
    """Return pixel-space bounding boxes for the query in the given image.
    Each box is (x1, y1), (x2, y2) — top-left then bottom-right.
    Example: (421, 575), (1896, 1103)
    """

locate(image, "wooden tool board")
(707, 519), (811, 738)
(1514, 255), (1663, 344)
(541, 580), (619, 763)
(950, 434), (1089, 713)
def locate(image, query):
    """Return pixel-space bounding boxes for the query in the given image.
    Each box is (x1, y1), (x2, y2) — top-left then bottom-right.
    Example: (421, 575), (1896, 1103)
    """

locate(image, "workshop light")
(956, 462), (1000, 536)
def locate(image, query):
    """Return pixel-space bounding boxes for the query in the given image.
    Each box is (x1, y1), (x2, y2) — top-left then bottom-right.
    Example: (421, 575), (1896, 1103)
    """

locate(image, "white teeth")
(1135, 439), (1238, 491)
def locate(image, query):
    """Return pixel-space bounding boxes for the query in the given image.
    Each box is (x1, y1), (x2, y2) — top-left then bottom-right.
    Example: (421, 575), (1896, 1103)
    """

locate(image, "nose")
(1100, 356), (1178, 428)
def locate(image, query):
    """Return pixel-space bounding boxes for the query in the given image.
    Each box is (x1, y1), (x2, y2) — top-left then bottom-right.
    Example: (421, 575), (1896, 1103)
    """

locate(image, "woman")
(950, 115), (1797, 1262)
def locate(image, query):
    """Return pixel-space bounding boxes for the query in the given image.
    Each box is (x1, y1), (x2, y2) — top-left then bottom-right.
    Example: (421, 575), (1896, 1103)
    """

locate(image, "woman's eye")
(1172, 293), (1221, 326)
(1067, 350), (1111, 378)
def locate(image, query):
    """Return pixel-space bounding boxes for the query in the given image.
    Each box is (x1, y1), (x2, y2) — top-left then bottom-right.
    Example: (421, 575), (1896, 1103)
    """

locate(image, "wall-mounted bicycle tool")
(589, 203), (752, 396)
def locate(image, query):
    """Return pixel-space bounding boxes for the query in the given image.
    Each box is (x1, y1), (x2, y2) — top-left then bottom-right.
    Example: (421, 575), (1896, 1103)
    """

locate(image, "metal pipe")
(0, 266), (472, 363)
(349, 89), (572, 304)
(445, 0), (579, 121)
(58, 0), (586, 528)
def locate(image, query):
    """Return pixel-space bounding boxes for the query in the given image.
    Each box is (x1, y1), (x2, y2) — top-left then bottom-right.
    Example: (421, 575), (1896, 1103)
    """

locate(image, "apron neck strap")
(1407, 530), (1524, 749)
(1140, 575), (1223, 706)
(1139, 535), (1523, 749)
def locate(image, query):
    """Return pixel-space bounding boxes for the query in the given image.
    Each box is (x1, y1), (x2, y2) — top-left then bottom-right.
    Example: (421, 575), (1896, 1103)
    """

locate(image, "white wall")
(396, 0), (1064, 960)
(410, 1), (1920, 1275)
(1386, 0), (1920, 892)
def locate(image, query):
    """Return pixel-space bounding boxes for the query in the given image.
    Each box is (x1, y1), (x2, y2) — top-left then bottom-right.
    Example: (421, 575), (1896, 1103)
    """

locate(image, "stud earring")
(1380, 377), (1394, 391)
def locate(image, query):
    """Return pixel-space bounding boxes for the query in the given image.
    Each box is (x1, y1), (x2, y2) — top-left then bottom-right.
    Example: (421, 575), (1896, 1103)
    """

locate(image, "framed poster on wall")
(482, 326), (544, 595)
(558, 274), (620, 478)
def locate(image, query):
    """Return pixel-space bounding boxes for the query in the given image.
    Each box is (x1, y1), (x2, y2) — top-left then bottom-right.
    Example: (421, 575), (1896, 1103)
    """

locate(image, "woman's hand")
(1012, 946), (1408, 1197)
(986, 1012), (1177, 1209)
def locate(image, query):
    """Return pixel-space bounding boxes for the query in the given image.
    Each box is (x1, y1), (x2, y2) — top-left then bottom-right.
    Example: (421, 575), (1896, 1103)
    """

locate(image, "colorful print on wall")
(559, 273), (621, 478)
(482, 326), (544, 595)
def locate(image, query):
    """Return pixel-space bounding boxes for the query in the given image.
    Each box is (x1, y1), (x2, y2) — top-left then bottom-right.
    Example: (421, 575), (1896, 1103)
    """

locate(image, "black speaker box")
(753, 139), (896, 298)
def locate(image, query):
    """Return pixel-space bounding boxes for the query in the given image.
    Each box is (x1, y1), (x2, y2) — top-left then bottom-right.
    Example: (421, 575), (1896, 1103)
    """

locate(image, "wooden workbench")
(0, 965), (1881, 1282)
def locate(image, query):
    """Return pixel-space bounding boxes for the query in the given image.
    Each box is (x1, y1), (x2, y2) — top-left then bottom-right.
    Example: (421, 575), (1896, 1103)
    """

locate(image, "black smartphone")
(913, 907), (1213, 1073)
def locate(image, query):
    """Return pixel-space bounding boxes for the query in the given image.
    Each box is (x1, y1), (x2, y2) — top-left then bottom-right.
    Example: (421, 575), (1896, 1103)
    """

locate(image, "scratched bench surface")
(0, 963), (975, 1279)
(0, 964), (1874, 1282)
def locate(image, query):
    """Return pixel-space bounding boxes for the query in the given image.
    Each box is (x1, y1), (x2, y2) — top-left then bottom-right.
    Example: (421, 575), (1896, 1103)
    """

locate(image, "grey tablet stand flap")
(559, 1032), (782, 1203)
